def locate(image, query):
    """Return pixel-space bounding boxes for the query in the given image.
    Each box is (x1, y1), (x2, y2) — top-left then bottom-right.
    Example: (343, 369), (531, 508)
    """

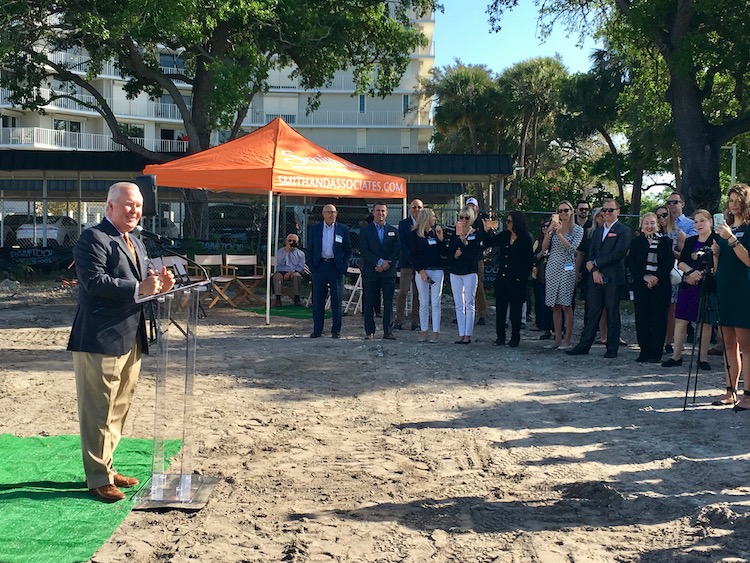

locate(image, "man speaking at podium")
(67, 182), (174, 502)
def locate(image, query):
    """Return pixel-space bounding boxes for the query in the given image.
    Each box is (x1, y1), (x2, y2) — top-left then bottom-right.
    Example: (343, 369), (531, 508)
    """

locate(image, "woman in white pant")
(409, 208), (447, 343)
(448, 206), (482, 344)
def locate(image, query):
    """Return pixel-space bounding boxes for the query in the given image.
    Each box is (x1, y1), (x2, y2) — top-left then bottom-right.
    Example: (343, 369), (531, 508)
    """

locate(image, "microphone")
(132, 225), (174, 246)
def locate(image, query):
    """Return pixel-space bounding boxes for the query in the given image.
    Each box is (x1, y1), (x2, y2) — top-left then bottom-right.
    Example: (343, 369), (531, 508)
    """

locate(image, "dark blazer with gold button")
(67, 219), (149, 356)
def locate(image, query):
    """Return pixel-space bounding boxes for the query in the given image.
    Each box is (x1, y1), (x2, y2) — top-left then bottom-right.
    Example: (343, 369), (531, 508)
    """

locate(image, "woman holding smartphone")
(656, 205), (687, 355)
(448, 206), (482, 344)
(661, 210), (715, 370)
(711, 184), (750, 408)
(628, 212), (673, 362)
(542, 200), (584, 350)
(409, 208), (447, 343)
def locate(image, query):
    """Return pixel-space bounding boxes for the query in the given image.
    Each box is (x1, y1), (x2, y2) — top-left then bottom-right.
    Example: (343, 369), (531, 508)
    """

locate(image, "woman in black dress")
(484, 211), (534, 347)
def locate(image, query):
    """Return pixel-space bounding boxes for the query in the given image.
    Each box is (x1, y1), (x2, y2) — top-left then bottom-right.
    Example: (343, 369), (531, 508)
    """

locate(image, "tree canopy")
(488, 0), (750, 211)
(0, 0), (436, 158)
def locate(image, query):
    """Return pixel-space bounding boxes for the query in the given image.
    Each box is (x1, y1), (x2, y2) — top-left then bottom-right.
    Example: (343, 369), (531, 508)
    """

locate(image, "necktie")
(124, 233), (136, 260)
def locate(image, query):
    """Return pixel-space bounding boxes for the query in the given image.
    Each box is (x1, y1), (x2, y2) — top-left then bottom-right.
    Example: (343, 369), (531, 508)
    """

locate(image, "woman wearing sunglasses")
(628, 212), (674, 363)
(656, 204), (686, 355)
(484, 211), (534, 346)
(448, 206), (482, 344)
(410, 208), (447, 343)
(541, 200), (584, 350)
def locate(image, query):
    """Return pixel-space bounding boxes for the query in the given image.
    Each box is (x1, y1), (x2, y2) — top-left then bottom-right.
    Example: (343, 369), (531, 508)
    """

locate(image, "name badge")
(387, 231), (395, 237)
(607, 232), (618, 237)
(736, 231), (745, 238)
(467, 234), (476, 241)
(563, 262), (575, 272)
(335, 234), (343, 243)
(427, 237), (437, 246)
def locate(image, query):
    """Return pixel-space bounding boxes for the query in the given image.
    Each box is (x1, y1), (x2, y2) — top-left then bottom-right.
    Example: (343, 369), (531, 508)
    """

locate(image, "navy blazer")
(67, 219), (150, 356)
(359, 222), (400, 278)
(589, 220), (632, 285)
(397, 216), (416, 268)
(308, 221), (352, 275)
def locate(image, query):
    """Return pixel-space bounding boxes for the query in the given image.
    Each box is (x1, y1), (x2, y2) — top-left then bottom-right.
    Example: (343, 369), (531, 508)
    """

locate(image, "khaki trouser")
(272, 271), (302, 296)
(394, 267), (419, 325)
(73, 343), (141, 489)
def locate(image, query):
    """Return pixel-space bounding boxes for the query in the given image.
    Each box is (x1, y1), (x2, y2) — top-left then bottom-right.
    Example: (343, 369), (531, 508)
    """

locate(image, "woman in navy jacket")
(448, 206), (483, 344)
(409, 208), (448, 343)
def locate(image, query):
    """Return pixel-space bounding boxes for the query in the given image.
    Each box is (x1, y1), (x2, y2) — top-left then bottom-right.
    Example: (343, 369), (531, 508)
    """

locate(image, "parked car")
(15, 215), (80, 248)
(1, 214), (35, 247)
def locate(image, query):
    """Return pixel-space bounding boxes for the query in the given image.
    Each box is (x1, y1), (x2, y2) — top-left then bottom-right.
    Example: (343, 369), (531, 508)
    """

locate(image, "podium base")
(132, 474), (220, 511)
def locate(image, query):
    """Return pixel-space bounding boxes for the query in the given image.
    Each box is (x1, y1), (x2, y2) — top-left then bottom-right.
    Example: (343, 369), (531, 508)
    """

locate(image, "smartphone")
(713, 213), (726, 228)
(455, 220), (465, 236)
(551, 213), (560, 224)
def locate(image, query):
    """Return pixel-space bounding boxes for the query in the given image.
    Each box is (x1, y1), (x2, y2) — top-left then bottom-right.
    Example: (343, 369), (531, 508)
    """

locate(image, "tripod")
(683, 266), (726, 409)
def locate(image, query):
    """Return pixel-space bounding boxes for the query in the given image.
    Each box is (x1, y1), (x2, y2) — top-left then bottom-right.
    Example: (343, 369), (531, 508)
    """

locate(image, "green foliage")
(0, 0), (436, 156)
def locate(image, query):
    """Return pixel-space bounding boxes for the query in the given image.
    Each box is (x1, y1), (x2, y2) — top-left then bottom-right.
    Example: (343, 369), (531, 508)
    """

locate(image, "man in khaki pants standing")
(68, 182), (174, 502)
(393, 199), (423, 330)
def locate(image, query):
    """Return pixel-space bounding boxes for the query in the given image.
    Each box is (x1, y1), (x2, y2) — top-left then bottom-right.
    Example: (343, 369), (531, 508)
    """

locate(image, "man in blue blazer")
(308, 203), (352, 338)
(68, 182), (174, 502)
(567, 199), (632, 358)
(359, 202), (400, 339)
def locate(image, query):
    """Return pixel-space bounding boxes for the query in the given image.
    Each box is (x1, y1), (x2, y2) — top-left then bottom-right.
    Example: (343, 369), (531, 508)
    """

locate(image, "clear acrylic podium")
(132, 280), (219, 510)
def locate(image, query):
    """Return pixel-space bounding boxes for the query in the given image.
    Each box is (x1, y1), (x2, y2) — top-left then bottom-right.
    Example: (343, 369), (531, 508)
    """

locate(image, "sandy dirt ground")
(2, 281), (750, 562)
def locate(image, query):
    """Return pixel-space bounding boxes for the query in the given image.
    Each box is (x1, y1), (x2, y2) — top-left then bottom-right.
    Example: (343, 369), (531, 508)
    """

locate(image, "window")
(402, 95), (410, 115)
(1, 115), (17, 128)
(358, 95), (366, 114)
(54, 119), (81, 133)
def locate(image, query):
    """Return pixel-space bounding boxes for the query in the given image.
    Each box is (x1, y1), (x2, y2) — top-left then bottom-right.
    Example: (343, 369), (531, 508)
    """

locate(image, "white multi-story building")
(0, 11), (434, 156)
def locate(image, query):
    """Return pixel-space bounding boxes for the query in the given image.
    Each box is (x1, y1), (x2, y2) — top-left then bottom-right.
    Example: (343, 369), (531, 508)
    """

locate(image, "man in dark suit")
(393, 199), (422, 331)
(308, 203), (352, 338)
(567, 198), (632, 358)
(359, 202), (400, 340)
(68, 182), (175, 502)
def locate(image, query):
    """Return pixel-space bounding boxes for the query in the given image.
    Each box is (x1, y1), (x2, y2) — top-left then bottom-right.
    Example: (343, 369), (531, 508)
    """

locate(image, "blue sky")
(433, 1), (601, 75)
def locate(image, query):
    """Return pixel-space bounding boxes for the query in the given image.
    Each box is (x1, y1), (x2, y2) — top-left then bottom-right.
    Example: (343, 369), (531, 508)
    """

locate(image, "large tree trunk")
(669, 77), (721, 213)
(630, 163), (644, 215)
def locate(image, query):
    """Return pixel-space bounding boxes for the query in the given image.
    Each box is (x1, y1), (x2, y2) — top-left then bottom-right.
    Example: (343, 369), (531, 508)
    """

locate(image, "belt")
(322, 258), (335, 262)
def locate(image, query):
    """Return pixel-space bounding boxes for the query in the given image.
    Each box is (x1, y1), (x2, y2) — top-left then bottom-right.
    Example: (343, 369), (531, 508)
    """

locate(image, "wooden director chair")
(223, 254), (265, 307)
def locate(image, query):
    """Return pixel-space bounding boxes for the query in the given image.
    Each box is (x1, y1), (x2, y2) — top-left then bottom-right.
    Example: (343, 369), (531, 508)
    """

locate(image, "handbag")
(669, 260), (683, 285)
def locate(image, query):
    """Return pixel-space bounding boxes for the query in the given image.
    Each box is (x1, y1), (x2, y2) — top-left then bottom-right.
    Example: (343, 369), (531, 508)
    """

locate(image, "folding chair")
(190, 254), (234, 309)
(224, 254), (265, 307)
(163, 255), (208, 318)
(343, 266), (363, 314)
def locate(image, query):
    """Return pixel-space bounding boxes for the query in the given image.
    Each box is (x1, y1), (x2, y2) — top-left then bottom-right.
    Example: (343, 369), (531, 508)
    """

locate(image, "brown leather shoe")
(90, 484), (126, 502)
(113, 474), (139, 487)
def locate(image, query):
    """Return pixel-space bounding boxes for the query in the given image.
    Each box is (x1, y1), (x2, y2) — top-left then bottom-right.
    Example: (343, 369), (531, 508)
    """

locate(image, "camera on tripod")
(691, 245), (714, 267)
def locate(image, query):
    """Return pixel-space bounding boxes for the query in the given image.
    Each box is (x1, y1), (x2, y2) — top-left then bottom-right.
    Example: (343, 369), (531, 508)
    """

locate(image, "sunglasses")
(667, 200), (681, 205)
(458, 215), (470, 220)
(556, 208), (571, 213)
(411, 206), (423, 209)
(577, 208), (589, 212)
(601, 208), (616, 213)
(656, 213), (668, 218)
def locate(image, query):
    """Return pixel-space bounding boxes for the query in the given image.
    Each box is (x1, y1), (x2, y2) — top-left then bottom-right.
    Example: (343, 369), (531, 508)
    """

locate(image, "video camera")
(691, 245), (714, 266)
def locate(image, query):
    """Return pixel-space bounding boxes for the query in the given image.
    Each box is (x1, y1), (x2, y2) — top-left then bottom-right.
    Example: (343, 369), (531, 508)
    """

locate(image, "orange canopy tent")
(143, 117), (407, 198)
(143, 118), (407, 324)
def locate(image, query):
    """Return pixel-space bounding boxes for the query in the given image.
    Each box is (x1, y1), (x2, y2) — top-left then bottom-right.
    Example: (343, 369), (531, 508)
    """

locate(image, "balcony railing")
(0, 127), (188, 152)
(243, 109), (425, 127)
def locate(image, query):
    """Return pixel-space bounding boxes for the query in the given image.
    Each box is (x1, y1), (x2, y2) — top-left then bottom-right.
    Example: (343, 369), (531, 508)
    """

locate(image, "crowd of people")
(300, 186), (750, 410)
